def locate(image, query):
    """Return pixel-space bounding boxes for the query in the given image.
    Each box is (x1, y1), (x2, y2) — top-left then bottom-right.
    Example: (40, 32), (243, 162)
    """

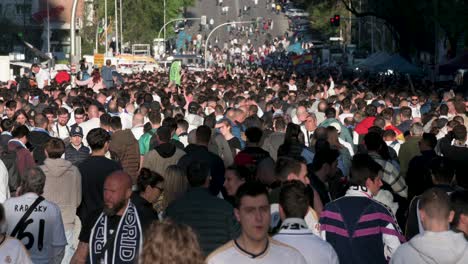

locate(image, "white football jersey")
(3, 193), (67, 264)
(0, 236), (32, 264)
(207, 238), (306, 264)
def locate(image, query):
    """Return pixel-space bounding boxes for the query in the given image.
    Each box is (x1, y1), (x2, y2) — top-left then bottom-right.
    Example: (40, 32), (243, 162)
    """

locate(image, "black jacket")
(438, 132), (468, 189)
(178, 144), (226, 196)
(28, 130), (51, 165)
(64, 143), (90, 166)
(131, 192), (159, 223)
(165, 187), (240, 255)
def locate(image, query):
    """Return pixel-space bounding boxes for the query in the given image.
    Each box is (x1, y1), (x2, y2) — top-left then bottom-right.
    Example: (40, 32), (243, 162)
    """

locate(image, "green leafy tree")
(80, 0), (194, 54)
(340, 0), (468, 58)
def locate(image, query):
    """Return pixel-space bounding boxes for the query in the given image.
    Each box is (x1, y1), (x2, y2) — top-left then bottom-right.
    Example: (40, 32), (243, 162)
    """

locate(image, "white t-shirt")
(80, 118), (101, 146)
(274, 219), (339, 264)
(51, 123), (70, 140)
(0, 236), (33, 264)
(131, 125), (145, 140)
(207, 239), (307, 264)
(3, 193), (67, 264)
(35, 69), (50, 89)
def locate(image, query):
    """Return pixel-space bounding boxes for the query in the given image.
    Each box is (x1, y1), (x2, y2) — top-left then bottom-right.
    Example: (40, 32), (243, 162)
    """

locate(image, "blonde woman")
(159, 165), (189, 212)
(140, 220), (204, 264)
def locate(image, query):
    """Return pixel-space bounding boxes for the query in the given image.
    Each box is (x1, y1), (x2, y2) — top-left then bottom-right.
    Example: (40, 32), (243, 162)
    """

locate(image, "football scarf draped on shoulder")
(89, 202), (142, 264)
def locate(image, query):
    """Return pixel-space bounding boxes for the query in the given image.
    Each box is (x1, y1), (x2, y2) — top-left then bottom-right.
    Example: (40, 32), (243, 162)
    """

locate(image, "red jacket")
(355, 117), (376, 135)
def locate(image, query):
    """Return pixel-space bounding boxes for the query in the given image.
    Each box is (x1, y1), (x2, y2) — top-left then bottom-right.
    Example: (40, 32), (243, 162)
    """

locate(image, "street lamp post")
(204, 21), (255, 69)
(157, 17), (201, 56)
(115, 0), (119, 54)
(164, 0), (166, 43)
(157, 18), (202, 40)
(70, 0), (79, 61)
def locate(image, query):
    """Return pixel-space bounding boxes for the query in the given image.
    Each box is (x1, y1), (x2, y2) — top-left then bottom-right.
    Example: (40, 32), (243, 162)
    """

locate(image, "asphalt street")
(185, 0), (290, 48)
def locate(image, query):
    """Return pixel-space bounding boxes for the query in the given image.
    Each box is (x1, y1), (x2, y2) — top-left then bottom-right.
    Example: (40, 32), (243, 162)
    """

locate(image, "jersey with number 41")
(3, 193), (67, 264)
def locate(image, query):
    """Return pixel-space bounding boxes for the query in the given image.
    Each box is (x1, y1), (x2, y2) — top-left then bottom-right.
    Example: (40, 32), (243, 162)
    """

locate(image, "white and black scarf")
(89, 202), (143, 264)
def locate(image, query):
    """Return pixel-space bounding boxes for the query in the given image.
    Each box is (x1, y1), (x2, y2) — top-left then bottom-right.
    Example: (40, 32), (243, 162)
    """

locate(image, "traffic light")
(334, 15), (340, 26)
(330, 15), (340, 27)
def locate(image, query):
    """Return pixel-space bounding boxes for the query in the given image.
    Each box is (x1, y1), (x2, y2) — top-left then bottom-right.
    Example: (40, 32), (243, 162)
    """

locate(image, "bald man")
(131, 113), (145, 140)
(80, 105), (101, 146)
(72, 171), (151, 264)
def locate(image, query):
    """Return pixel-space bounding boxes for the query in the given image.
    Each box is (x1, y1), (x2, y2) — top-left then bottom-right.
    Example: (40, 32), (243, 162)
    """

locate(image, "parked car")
(285, 8), (309, 18)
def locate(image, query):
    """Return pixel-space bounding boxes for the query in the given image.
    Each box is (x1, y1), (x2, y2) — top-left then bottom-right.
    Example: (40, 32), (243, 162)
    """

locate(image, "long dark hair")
(92, 69), (101, 84)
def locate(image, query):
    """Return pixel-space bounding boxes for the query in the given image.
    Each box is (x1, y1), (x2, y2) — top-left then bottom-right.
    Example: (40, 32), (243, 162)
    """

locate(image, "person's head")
(275, 157), (309, 184)
(279, 180), (309, 220)
(216, 119), (232, 136)
(186, 161), (211, 188)
(409, 122), (424, 137)
(453, 125), (467, 143)
(245, 126), (262, 145)
(110, 116), (122, 131)
(103, 171), (132, 216)
(273, 116), (286, 132)
(325, 107), (336, 119)
(176, 119), (189, 135)
(419, 188), (454, 232)
(195, 125), (211, 146)
(73, 108), (86, 125)
(154, 126), (170, 144)
(349, 154), (383, 196)
(69, 125), (84, 147)
(162, 165), (189, 210)
(87, 104), (99, 119)
(44, 138), (65, 159)
(5, 100), (17, 118)
(140, 220), (205, 264)
(304, 113), (317, 132)
(87, 128), (111, 152)
(19, 167), (46, 195)
(234, 182), (270, 243)
(12, 109), (29, 126)
(310, 148), (339, 180)
(429, 157), (455, 185)
(11, 125), (30, 144)
(57, 107), (69, 126)
(450, 191), (468, 236)
(224, 165), (251, 197)
(137, 168), (164, 204)
(148, 110), (162, 127)
(383, 129), (397, 142)
(33, 113), (49, 129)
(364, 132), (384, 152)
(0, 119), (14, 133)
(418, 132), (438, 152)
(365, 104), (377, 117)
(399, 106), (412, 121)
(132, 113), (144, 127)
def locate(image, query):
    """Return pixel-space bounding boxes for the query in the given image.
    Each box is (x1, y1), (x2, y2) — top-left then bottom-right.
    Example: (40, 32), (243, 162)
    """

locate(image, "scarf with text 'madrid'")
(89, 202), (142, 264)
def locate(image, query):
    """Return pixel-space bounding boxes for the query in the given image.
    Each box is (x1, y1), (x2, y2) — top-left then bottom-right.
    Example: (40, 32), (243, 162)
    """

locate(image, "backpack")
(0, 147), (20, 192)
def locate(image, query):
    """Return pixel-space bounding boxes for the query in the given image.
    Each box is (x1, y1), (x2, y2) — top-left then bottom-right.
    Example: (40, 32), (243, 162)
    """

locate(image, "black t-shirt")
(77, 156), (122, 222)
(79, 206), (154, 244)
(228, 137), (241, 156)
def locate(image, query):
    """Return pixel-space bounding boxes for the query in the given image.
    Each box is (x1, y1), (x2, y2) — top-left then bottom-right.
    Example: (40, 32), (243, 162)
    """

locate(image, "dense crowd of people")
(0, 58), (467, 264)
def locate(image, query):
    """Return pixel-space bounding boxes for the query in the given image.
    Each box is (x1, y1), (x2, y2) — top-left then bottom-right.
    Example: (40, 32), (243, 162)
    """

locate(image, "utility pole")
(115, 0), (119, 54)
(120, 0), (123, 51)
(47, 0), (50, 54)
(105, 0), (108, 54)
(164, 0), (166, 44)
